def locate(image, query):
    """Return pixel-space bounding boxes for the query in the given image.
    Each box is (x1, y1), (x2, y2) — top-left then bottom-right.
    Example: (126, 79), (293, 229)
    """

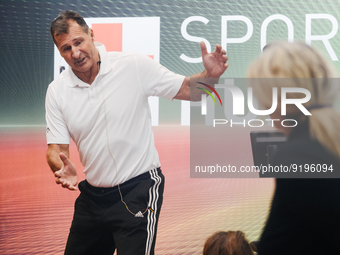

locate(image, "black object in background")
(250, 131), (287, 177)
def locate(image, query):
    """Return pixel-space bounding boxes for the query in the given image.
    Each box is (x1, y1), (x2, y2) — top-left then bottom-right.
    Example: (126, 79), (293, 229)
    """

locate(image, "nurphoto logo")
(196, 79), (312, 128)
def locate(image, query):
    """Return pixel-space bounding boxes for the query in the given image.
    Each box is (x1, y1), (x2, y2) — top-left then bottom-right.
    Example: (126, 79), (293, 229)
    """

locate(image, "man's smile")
(75, 57), (86, 65)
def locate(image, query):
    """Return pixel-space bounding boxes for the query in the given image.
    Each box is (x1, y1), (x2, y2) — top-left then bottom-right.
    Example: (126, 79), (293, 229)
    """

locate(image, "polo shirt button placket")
(89, 87), (96, 104)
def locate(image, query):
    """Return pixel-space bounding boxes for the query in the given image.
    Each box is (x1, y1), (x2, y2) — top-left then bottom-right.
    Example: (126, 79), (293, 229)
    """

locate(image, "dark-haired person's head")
(50, 11), (99, 81)
(203, 231), (255, 255)
(50, 10), (89, 45)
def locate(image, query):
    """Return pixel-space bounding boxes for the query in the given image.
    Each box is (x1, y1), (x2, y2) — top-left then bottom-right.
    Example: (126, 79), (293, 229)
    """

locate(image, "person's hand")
(54, 152), (78, 190)
(201, 41), (229, 78)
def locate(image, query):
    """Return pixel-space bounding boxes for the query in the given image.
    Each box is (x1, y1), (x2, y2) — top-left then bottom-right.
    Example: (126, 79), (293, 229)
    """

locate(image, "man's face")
(55, 20), (98, 75)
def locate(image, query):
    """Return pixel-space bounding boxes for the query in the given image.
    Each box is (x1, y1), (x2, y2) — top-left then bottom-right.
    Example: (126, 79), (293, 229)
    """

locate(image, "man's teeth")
(77, 58), (85, 63)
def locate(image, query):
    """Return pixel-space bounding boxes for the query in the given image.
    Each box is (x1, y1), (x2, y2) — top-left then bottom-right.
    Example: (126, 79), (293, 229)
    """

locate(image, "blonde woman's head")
(247, 41), (340, 157)
(247, 41), (337, 79)
(247, 41), (338, 115)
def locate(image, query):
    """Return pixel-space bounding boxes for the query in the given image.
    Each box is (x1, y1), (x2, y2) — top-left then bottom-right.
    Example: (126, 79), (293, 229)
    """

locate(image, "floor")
(0, 126), (274, 254)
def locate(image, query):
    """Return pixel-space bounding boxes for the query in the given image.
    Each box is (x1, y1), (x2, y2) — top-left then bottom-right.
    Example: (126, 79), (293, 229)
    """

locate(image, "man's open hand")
(54, 152), (78, 190)
(201, 41), (229, 78)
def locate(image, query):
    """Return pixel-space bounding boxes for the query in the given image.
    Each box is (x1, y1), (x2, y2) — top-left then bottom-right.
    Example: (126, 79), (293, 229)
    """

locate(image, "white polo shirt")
(46, 42), (184, 187)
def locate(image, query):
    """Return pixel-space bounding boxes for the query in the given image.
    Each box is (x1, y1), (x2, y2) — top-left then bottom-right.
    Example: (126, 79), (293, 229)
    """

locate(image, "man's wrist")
(201, 69), (220, 80)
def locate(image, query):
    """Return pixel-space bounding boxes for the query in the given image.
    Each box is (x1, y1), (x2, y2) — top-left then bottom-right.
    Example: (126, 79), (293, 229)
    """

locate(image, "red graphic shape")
(92, 23), (123, 52)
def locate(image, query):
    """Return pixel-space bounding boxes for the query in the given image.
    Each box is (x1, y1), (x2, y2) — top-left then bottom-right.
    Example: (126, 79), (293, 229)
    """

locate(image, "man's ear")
(89, 28), (95, 42)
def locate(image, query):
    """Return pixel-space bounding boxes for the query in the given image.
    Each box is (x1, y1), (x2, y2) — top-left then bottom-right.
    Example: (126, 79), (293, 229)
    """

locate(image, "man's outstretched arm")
(46, 144), (78, 190)
(174, 41), (229, 100)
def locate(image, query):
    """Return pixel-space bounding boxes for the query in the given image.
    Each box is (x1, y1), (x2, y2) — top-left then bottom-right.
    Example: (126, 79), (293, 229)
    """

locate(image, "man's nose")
(71, 47), (80, 59)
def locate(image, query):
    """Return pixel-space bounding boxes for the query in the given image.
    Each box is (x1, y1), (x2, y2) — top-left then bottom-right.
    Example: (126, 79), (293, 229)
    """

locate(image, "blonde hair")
(247, 41), (340, 158)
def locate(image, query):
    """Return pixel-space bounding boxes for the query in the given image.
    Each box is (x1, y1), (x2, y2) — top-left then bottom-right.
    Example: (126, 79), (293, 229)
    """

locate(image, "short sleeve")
(45, 84), (70, 144)
(133, 53), (185, 101)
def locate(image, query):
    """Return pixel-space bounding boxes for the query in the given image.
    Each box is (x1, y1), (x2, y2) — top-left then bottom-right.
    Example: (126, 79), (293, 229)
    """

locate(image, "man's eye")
(63, 46), (71, 52)
(75, 41), (81, 46)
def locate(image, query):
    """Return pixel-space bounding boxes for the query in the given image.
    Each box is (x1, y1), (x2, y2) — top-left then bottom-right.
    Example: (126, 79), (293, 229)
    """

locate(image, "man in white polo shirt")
(46, 10), (228, 255)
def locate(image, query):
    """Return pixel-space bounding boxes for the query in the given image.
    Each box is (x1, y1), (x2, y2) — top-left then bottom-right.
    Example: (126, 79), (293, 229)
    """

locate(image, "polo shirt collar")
(68, 42), (111, 87)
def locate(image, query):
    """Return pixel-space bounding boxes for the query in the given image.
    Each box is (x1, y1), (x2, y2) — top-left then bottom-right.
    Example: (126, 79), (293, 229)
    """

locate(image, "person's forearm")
(179, 74), (219, 101)
(46, 144), (69, 173)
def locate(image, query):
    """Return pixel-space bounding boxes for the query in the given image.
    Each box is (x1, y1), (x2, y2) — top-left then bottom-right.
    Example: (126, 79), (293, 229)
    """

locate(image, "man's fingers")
(59, 152), (70, 165)
(62, 181), (77, 190)
(200, 41), (208, 56)
(62, 182), (69, 188)
(215, 44), (222, 53)
(68, 185), (78, 191)
(54, 169), (62, 178)
(56, 177), (74, 187)
(59, 152), (76, 174)
(56, 177), (63, 184)
(55, 177), (77, 190)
